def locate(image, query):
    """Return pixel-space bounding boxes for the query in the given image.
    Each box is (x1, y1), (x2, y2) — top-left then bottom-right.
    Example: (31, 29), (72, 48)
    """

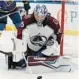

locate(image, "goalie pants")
(26, 45), (48, 57)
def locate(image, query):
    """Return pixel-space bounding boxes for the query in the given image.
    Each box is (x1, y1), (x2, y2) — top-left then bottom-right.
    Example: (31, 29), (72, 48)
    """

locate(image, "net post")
(60, 0), (66, 56)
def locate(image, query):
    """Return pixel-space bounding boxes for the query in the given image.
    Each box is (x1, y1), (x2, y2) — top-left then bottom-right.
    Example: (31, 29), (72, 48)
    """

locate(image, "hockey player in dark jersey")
(0, 0), (30, 69)
(0, 0), (30, 30)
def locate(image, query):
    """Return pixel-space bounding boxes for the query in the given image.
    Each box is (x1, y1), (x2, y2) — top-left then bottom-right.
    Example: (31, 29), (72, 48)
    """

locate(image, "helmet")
(34, 4), (48, 17)
(34, 4), (48, 26)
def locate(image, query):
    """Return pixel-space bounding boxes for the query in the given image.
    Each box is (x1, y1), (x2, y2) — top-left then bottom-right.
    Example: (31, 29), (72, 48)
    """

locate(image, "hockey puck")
(37, 76), (42, 79)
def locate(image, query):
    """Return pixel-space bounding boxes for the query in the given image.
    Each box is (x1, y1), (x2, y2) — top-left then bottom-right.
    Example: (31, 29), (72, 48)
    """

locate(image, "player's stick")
(22, 53), (32, 74)
(0, 50), (12, 56)
(0, 11), (19, 19)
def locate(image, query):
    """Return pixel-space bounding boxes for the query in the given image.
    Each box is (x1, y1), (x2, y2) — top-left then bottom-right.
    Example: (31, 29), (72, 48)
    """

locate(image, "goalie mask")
(34, 4), (48, 26)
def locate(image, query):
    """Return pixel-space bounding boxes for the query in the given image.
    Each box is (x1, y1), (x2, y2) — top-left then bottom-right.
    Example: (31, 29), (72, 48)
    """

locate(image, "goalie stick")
(22, 53), (32, 74)
(0, 6), (29, 20)
(0, 50), (12, 56)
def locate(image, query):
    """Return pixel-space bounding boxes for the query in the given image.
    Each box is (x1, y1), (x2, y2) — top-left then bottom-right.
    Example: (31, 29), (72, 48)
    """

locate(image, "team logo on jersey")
(30, 33), (47, 47)
(30, 33), (56, 47)
(5, 1), (13, 6)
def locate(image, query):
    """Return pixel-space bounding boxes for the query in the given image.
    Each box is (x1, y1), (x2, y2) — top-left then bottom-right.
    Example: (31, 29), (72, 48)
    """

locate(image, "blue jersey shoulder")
(0, 1), (16, 12)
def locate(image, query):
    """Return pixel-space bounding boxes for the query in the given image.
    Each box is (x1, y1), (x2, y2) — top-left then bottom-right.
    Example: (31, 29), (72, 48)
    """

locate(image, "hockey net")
(60, 0), (78, 58)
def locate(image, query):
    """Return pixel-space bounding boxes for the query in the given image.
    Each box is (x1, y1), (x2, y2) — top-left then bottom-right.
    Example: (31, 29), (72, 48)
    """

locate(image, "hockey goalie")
(17, 4), (71, 72)
(0, 4), (71, 72)
(21, 4), (61, 57)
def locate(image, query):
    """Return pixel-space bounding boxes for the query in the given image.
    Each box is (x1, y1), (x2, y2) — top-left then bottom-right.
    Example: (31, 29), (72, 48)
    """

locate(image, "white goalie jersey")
(17, 13), (62, 56)
(22, 23), (59, 56)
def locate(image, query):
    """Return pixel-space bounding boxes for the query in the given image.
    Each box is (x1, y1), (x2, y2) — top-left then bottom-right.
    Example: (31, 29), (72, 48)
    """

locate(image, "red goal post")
(60, 0), (66, 56)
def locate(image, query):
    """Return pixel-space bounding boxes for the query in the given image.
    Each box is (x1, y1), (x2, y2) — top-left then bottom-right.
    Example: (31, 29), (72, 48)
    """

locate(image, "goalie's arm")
(48, 16), (62, 44)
